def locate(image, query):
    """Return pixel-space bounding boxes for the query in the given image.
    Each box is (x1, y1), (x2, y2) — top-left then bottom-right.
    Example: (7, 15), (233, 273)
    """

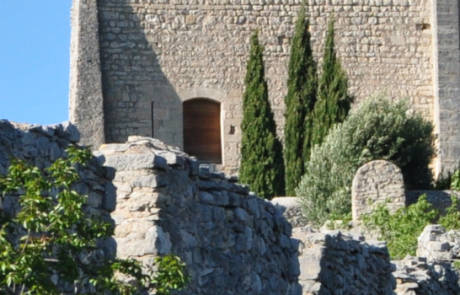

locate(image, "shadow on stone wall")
(292, 228), (396, 295)
(318, 234), (395, 295)
(97, 137), (302, 294)
(406, 190), (460, 213)
(98, 0), (183, 146)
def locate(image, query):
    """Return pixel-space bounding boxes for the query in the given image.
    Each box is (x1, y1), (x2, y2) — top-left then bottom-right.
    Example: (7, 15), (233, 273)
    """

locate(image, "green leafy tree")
(0, 146), (187, 294)
(311, 18), (353, 147)
(296, 98), (434, 225)
(284, 6), (318, 195)
(240, 32), (285, 199)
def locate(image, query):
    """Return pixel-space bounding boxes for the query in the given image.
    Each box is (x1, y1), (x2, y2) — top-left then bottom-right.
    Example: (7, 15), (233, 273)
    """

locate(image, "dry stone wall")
(351, 160), (406, 223)
(393, 225), (460, 295)
(95, 0), (434, 173)
(0, 122), (459, 294)
(0, 120), (116, 293)
(293, 227), (395, 295)
(96, 136), (302, 294)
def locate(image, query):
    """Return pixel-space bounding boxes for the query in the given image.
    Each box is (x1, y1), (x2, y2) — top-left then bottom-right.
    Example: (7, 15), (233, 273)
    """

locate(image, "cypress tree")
(284, 6), (317, 195)
(239, 32), (285, 199)
(311, 18), (353, 147)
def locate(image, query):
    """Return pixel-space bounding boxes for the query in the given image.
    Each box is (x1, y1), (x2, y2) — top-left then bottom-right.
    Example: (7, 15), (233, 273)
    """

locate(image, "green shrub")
(363, 194), (460, 259)
(439, 195), (460, 229)
(284, 6), (317, 195)
(362, 195), (438, 259)
(153, 255), (188, 295)
(450, 169), (460, 191)
(0, 147), (187, 294)
(240, 32), (285, 199)
(296, 97), (434, 225)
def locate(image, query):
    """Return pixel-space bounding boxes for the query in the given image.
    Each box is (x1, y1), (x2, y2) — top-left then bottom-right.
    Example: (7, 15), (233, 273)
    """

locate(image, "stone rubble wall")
(0, 120), (115, 293)
(0, 123), (458, 294)
(96, 136), (301, 294)
(393, 225), (460, 295)
(272, 197), (309, 228)
(417, 225), (460, 265)
(293, 227), (395, 295)
(95, 0), (434, 174)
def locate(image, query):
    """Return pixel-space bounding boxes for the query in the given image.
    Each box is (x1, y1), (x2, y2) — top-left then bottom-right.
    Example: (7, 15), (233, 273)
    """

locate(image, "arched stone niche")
(352, 160), (406, 223)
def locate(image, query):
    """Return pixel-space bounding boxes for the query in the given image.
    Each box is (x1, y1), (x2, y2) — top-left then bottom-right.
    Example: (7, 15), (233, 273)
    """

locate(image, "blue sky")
(0, 1), (72, 125)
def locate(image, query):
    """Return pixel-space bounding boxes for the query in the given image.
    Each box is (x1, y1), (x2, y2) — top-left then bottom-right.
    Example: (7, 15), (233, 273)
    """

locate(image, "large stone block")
(352, 160), (406, 223)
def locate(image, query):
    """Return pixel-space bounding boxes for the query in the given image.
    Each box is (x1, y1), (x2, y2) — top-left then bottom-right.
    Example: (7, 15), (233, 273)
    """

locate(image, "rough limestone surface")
(417, 225), (460, 264)
(392, 225), (460, 295)
(272, 197), (309, 228)
(91, 0), (436, 175)
(96, 136), (301, 294)
(352, 160), (406, 223)
(293, 227), (395, 295)
(0, 120), (115, 293)
(393, 256), (460, 295)
(69, 0), (105, 148)
(432, 0), (460, 175)
(0, 123), (459, 294)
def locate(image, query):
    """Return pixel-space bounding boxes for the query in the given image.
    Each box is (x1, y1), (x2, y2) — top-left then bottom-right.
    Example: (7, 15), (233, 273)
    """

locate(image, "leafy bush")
(363, 194), (460, 259)
(153, 255), (188, 295)
(450, 169), (460, 191)
(362, 195), (438, 259)
(296, 97), (434, 225)
(0, 147), (187, 294)
(439, 195), (460, 229)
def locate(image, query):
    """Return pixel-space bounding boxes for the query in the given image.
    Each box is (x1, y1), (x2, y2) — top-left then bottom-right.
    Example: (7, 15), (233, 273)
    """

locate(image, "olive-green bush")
(296, 97), (434, 225)
(363, 194), (460, 259)
(0, 147), (187, 294)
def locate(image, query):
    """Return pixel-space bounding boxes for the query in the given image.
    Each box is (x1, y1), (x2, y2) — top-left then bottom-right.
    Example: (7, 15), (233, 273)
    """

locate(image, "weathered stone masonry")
(70, 0), (460, 175)
(0, 122), (458, 294)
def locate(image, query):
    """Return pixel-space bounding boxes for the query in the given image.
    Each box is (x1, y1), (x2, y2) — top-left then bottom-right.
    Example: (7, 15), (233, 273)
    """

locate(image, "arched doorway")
(183, 98), (222, 164)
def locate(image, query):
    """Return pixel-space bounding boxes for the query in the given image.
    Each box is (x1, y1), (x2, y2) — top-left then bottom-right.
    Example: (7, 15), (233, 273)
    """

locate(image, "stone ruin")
(0, 120), (458, 294)
(351, 160), (406, 223)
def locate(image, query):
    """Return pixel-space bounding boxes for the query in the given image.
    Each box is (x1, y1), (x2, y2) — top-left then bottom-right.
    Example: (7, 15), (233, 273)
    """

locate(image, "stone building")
(70, 0), (460, 176)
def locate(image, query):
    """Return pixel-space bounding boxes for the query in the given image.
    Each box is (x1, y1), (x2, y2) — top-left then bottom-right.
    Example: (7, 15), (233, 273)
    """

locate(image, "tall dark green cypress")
(240, 32), (285, 199)
(284, 6), (317, 195)
(311, 18), (353, 147)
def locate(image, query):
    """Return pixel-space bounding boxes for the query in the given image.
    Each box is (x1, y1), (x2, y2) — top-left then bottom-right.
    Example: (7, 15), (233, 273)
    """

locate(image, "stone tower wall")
(70, 0), (460, 175)
(69, 0), (105, 148)
(432, 0), (460, 175)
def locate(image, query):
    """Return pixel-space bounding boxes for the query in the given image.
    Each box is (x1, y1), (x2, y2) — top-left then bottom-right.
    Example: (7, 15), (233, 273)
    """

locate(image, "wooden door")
(183, 98), (222, 163)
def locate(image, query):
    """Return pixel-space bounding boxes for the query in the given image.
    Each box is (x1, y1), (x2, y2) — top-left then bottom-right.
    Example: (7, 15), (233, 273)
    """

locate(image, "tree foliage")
(240, 32), (285, 199)
(296, 98), (434, 225)
(311, 18), (353, 147)
(362, 195), (438, 259)
(284, 6), (318, 195)
(0, 146), (187, 294)
(363, 194), (460, 259)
